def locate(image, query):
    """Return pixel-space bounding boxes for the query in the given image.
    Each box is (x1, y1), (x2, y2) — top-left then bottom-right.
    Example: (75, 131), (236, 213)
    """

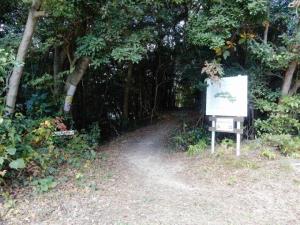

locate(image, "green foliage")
(0, 114), (100, 185)
(187, 139), (207, 156)
(31, 176), (58, 193)
(187, 0), (266, 57)
(76, 35), (108, 67)
(260, 149), (276, 160)
(111, 33), (148, 64)
(220, 138), (235, 150)
(247, 0), (267, 16)
(84, 123), (101, 147)
(43, 0), (76, 19)
(0, 115), (54, 178)
(0, 48), (14, 77)
(171, 125), (209, 152)
(249, 41), (296, 70)
(255, 95), (300, 136)
(262, 135), (300, 156)
(2, 0), (300, 192)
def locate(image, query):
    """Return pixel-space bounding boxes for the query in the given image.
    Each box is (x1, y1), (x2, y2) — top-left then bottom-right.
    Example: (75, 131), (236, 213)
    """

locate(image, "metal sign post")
(211, 116), (216, 154)
(209, 116), (244, 156)
(236, 121), (241, 156)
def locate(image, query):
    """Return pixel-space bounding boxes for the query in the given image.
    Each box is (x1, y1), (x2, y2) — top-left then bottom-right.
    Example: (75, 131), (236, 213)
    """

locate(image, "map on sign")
(206, 75), (248, 117)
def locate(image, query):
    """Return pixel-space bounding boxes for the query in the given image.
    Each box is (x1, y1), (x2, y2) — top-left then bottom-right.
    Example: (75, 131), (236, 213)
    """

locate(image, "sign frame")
(209, 116), (244, 156)
(206, 75), (248, 117)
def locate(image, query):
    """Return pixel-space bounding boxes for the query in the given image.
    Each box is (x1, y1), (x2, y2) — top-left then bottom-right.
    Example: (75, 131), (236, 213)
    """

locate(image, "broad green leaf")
(6, 147), (16, 155)
(9, 158), (26, 169)
(0, 157), (4, 166)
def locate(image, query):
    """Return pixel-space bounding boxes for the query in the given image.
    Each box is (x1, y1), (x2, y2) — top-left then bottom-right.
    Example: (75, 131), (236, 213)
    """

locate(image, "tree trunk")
(282, 61), (298, 96)
(123, 62), (133, 120)
(289, 79), (300, 95)
(64, 57), (90, 113)
(263, 1), (270, 44)
(53, 46), (66, 97)
(5, 0), (44, 115)
(263, 22), (269, 44)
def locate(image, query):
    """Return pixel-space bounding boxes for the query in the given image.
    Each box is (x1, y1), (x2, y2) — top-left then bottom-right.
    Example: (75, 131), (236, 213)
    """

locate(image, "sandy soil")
(1, 119), (300, 225)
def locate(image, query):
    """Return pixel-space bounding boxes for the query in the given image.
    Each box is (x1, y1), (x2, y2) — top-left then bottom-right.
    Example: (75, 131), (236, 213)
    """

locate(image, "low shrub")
(187, 139), (207, 156)
(260, 149), (276, 160)
(0, 114), (55, 184)
(171, 126), (209, 151)
(220, 138), (235, 150)
(255, 95), (300, 136)
(0, 114), (100, 187)
(262, 134), (300, 156)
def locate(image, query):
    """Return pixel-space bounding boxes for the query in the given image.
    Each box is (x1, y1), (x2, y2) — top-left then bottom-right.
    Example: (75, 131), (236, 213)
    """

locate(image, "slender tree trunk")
(53, 46), (66, 97)
(282, 61), (298, 96)
(123, 62), (133, 120)
(151, 84), (159, 123)
(5, 0), (44, 115)
(263, 1), (270, 44)
(64, 57), (90, 113)
(289, 78), (300, 95)
(263, 22), (269, 44)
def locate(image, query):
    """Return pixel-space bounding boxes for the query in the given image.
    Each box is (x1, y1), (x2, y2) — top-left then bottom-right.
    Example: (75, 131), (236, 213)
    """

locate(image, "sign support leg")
(236, 121), (241, 156)
(211, 116), (215, 154)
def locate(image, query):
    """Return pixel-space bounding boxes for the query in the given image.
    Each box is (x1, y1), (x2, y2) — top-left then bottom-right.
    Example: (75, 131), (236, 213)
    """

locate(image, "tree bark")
(289, 78), (300, 95)
(263, 1), (270, 44)
(64, 57), (90, 113)
(282, 61), (298, 96)
(123, 62), (133, 120)
(5, 0), (44, 115)
(263, 22), (269, 44)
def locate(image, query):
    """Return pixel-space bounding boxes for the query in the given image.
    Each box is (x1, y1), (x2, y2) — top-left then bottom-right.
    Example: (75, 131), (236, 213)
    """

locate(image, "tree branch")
(33, 11), (47, 18)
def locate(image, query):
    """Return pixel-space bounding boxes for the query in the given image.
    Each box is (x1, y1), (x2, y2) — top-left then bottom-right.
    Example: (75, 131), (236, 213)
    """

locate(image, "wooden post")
(211, 116), (216, 154)
(236, 120), (241, 156)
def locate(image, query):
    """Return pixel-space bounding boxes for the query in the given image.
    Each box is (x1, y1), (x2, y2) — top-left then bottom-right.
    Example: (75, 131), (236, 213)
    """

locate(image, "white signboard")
(216, 118), (234, 132)
(53, 130), (75, 136)
(206, 75), (248, 117)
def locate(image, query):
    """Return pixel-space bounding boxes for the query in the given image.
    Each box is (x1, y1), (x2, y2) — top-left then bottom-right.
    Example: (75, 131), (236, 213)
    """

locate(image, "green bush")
(262, 134), (300, 156)
(220, 138), (235, 150)
(0, 114), (55, 182)
(31, 176), (58, 193)
(255, 95), (300, 136)
(0, 114), (100, 186)
(171, 126), (209, 151)
(187, 139), (207, 156)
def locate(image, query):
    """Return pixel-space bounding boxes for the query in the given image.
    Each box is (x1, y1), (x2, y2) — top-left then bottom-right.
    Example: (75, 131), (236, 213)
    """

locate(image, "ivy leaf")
(9, 158), (26, 169)
(6, 147), (16, 155)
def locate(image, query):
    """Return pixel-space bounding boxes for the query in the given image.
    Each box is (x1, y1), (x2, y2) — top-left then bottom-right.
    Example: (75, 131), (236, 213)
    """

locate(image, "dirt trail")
(124, 121), (194, 191)
(1, 119), (300, 225)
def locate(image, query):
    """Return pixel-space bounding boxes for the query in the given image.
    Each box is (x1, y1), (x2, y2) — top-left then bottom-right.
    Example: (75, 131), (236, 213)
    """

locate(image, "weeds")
(31, 176), (58, 193)
(261, 149), (276, 160)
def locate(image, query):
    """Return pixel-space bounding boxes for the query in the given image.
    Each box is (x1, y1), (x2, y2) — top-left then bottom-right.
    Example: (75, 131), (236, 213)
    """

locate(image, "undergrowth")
(169, 113), (209, 155)
(0, 114), (101, 193)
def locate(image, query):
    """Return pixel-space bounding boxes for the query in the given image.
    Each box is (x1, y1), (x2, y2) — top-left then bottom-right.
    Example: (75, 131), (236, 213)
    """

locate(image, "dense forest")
(0, 0), (299, 187)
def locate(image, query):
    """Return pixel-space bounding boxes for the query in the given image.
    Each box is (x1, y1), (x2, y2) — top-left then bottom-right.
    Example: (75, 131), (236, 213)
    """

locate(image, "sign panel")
(206, 75), (248, 117)
(53, 130), (75, 136)
(216, 118), (234, 132)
